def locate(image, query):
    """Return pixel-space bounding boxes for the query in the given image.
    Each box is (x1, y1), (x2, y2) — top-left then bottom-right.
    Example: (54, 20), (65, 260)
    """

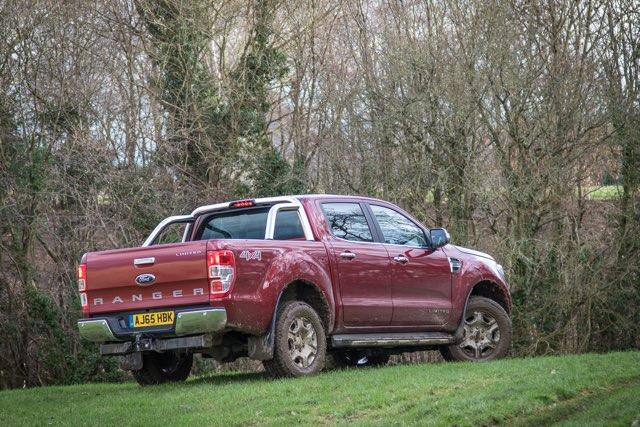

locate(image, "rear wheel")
(263, 301), (326, 378)
(132, 351), (193, 386)
(440, 296), (511, 362)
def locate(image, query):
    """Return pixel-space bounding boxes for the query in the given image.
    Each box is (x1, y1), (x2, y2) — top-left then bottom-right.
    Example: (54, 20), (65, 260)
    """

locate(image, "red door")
(321, 202), (393, 327)
(386, 246), (452, 325)
(368, 204), (452, 326)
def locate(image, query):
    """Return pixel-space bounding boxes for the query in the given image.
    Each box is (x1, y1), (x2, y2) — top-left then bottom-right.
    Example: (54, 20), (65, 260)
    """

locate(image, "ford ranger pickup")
(77, 195), (512, 385)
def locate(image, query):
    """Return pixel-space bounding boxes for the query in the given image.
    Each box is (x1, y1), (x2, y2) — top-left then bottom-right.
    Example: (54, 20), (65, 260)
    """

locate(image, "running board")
(331, 332), (455, 348)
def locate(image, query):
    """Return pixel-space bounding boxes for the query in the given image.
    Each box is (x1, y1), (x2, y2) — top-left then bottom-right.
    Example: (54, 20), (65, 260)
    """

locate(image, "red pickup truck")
(77, 195), (511, 385)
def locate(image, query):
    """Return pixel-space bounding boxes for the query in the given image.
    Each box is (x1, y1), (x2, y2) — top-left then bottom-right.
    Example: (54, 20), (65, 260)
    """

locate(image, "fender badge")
(135, 273), (156, 286)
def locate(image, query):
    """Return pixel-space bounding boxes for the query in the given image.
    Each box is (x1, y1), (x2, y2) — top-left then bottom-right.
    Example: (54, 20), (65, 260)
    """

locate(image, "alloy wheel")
(459, 310), (500, 359)
(287, 316), (318, 368)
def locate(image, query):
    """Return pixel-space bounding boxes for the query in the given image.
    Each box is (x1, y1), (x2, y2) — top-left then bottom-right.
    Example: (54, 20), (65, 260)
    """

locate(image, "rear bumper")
(77, 307), (227, 342)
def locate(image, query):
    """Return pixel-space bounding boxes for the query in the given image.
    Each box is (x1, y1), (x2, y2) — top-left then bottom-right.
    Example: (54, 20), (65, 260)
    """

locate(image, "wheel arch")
(453, 279), (512, 343)
(468, 280), (512, 314)
(278, 279), (333, 334)
(247, 278), (333, 361)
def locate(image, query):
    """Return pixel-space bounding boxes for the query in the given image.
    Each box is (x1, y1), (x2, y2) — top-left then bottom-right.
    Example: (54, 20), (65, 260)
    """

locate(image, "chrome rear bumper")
(77, 307), (227, 342)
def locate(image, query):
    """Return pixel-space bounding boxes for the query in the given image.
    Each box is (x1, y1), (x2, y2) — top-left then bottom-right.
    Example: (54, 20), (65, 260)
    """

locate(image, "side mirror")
(430, 228), (450, 248)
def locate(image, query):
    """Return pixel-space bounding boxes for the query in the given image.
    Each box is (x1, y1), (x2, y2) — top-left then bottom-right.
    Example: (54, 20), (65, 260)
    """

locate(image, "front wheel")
(440, 296), (511, 362)
(263, 301), (326, 378)
(132, 351), (193, 386)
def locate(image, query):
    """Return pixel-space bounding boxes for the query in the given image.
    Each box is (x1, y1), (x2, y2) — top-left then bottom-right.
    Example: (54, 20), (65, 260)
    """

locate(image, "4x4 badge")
(239, 250), (261, 261)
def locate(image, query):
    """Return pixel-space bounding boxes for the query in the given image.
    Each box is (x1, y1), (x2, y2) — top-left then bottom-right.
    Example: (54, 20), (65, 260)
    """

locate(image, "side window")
(321, 203), (373, 242)
(370, 205), (428, 247)
(274, 210), (305, 240)
(153, 222), (189, 245)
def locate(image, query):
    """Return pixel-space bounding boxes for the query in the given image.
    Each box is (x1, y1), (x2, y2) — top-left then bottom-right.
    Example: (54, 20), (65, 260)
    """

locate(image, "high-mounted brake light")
(207, 250), (235, 298)
(229, 199), (255, 208)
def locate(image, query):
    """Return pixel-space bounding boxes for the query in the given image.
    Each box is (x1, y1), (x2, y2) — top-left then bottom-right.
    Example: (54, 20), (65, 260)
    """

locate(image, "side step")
(331, 332), (455, 348)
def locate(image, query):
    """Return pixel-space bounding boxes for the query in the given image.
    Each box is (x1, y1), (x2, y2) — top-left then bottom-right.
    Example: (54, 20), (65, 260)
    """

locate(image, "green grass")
(584, 185), (623, 200)
(1, 351), (638, 426)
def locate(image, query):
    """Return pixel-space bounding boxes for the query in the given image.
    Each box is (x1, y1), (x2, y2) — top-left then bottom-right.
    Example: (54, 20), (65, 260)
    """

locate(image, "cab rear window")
(195, 207), (306, 240)
(197, 208), (270, 240)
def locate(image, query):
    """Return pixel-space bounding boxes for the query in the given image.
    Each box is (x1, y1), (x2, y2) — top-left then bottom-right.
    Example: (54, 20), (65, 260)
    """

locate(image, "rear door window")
(274, 210), (305, 240)
(197, 207), (270, 240)
(321, 203), (373, 242)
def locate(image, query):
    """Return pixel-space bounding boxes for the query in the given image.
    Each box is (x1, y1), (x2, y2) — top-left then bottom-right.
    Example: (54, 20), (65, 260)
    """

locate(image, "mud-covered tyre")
(440, 296), (511, 362)
(132, 351), (193, 386)
(329, 351), (390, 369)
(263, 301), (326, 378)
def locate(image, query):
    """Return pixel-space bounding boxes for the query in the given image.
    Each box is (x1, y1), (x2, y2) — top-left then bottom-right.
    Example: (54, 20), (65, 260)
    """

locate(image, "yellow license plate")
(130, 311), (174, 328)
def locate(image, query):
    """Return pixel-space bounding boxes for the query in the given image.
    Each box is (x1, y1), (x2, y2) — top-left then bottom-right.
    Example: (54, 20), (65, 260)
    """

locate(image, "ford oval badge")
(135, 273), (156, 286)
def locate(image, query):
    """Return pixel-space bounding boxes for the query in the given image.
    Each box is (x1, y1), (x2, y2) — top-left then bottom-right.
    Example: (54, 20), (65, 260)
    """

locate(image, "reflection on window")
(197, 208), (270, 240)
(321, 203), (373, 242)
(371, 205), (427, 247)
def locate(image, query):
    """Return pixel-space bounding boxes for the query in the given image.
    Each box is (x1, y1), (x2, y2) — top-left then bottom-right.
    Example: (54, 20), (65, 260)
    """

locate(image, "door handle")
(393, 255), (409, 264)
(340, 251), (357, 260)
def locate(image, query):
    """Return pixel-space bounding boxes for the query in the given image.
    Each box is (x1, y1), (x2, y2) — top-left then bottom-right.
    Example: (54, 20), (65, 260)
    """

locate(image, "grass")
(584, 185), (623, 200)
(0, 351), (638, 426)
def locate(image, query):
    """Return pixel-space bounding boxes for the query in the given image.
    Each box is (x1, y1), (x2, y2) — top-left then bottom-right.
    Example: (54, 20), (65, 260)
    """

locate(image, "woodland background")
(0, 0), (638, 389)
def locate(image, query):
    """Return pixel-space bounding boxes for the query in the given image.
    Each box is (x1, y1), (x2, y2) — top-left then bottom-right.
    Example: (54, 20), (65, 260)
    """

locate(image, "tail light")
(78, 264), (87, 291)
(78, 263), (89, 316)
(207, 250), (235, 298)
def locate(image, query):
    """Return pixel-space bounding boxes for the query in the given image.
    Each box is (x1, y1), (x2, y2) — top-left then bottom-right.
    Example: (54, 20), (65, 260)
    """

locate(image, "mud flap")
(118, 352), (143, 371)
(247, 332), (273, 360)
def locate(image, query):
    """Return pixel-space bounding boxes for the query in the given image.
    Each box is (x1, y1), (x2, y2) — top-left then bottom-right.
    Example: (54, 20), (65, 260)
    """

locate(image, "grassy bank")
(1, 351), (638, 426)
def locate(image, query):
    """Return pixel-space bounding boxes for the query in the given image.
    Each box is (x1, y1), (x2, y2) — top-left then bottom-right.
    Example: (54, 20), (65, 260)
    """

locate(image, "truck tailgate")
(85, 241), (208, 314)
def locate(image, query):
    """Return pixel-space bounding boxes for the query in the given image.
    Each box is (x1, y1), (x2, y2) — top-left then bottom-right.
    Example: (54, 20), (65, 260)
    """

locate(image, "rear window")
(197, 208), (270, 240)
(195, 207), (307, 240)
(321, 202), (373, 242)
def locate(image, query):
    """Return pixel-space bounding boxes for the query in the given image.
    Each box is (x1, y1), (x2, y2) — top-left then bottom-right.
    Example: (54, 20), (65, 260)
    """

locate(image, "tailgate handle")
(134, 257), (155, 266)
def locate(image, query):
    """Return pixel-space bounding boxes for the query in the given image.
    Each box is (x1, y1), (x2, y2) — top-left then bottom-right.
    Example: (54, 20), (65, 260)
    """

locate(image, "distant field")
(0, 351), (638, 426)
(584, 185), (623, 200)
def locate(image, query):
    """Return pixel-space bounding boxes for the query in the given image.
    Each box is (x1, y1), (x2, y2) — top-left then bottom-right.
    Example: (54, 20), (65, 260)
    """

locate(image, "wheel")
(132, 351), (193, 386)
(263, 301), (326, 378)
(440, 296), (511, 362)
(329, 350), (390, 369)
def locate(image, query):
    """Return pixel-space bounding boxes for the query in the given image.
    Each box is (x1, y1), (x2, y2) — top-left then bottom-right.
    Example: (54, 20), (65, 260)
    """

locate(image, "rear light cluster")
(78, 263), (89, 316)
(207, 250), (235, 298)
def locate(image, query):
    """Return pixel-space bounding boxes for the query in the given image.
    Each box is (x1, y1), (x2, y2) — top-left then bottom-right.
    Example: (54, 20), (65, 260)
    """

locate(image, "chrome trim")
(264, 203), (314, 241)
(448, 257), (462, 273)
(340, 251), (357, 259)
(143, 196), (316, 246)
(78, 319), (119, 342)
(133, 257), (155, 266)
(142, 215), (193, 247)
(393, 255), (409, 264)
(174, 308), (227, 336)
(331, 332), (455, 348)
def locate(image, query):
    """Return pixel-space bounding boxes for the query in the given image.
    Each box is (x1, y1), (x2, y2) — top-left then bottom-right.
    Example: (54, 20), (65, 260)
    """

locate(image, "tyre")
(263, 301), (326, 378)
(440, 296), (511, 362)
(329, 351), (390, 369)
(132, 351), (193, 386)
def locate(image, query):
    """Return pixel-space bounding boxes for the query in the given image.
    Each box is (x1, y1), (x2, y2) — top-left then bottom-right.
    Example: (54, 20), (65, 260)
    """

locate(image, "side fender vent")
(449, 257), (462, 273)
